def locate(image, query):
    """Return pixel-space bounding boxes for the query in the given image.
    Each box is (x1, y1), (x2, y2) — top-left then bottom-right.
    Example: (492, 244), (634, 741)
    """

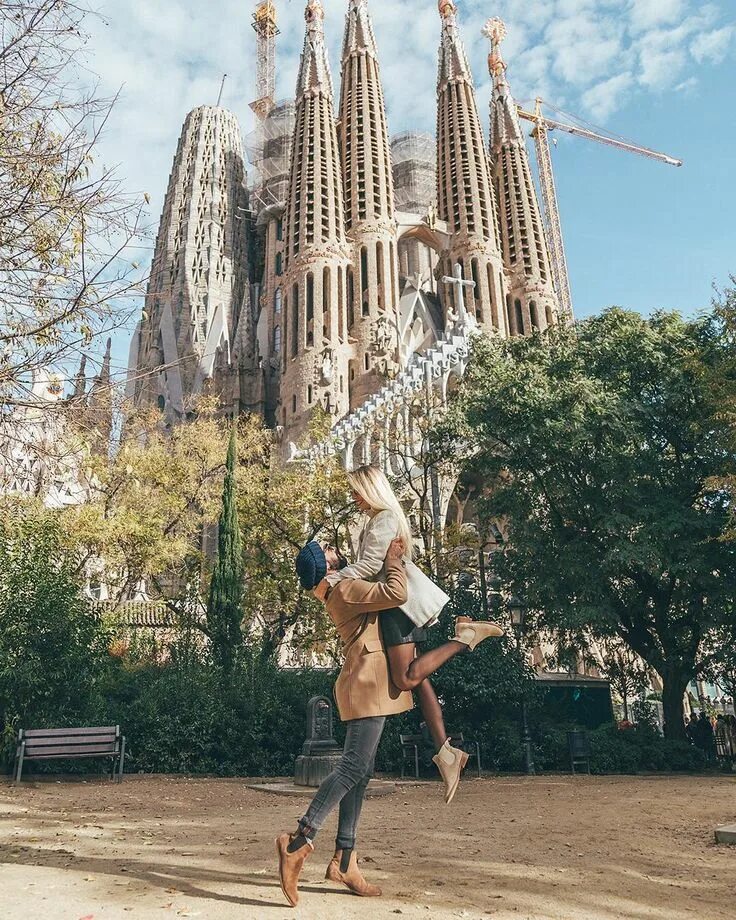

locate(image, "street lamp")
(508, 596), (535, 775)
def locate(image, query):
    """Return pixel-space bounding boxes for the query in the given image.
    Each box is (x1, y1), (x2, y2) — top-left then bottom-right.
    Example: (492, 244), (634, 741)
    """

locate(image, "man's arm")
(334, 552), (408, 612)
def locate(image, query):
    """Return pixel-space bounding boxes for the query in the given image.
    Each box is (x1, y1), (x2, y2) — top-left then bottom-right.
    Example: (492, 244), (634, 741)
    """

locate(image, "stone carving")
(318, 347), (334, 385)
(370, 316), (393, 357)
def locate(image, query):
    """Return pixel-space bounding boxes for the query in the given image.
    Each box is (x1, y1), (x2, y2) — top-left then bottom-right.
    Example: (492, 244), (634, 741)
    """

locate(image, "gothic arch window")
(292, 394), (297, 413)
(487, 263), (497, 330)
(276, 217), (284, 241)
(361, 246), (369, 316)
(505, 294), (513, 335)
(274, 287), (282, 314)
(530, 300), (540, 331)
(376, 241), (384, 311)
(364, 352), (370, 371)
(471, 258), (481, 321)
(273, 325), (281, 353)
(546, 303), (554, 327)
(291, 283), (299, 357)
(347, 267), (355, 329)
(307, 384), (313, 405)
(282, 295), (288, 368)
(323, 266), (331, 340)
(337, 265), (344, 340)
(275, 252), (283, 276)
(306, 273), (315, 347)
(514, 299), (524, 336)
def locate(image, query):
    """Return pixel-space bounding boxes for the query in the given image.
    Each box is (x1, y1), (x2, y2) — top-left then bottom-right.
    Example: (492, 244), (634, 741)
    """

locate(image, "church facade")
(128, 1), (560, 446)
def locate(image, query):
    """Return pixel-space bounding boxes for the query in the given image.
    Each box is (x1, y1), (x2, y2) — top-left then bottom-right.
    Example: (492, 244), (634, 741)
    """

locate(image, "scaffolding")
(244, 99), (295, 212)
(391, 131), (436, 214)
(251, 1), (280, 120)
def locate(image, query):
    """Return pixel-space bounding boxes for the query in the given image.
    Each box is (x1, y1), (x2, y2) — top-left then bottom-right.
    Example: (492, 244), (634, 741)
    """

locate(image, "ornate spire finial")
(482, 17), (507, 79)
(438, 0), (456, 20)
(306, 0), (324, 26)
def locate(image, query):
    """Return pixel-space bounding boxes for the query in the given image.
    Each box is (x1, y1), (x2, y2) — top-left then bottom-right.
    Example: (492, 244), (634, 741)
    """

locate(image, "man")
(685, 712), (699, 746)
(276, 536), (411, 908)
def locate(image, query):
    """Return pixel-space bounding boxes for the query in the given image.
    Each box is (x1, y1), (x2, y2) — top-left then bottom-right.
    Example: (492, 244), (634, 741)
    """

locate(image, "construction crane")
(517, 98), (683, 323)
(251, 1), (280, 120)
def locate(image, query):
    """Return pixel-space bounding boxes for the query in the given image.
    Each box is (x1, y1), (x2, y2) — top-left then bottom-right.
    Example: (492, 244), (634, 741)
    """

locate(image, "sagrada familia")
(128, 0), (562, 454)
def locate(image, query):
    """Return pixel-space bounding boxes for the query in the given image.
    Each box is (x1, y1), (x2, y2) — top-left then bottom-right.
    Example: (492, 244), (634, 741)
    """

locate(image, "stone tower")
(484, 19), (558, 336)
(338, 0), (401, 406)
(132, 106), (251, 419)
(282, 0), (351, 439)
(436, 0), (507, 335)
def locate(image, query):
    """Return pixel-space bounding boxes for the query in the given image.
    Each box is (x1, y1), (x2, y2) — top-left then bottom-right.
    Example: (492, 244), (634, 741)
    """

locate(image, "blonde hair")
(347, 465), (413, 559)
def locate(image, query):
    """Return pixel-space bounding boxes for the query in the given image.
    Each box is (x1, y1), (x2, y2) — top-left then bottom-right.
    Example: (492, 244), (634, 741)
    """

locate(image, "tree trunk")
(661, 669), (690, 741)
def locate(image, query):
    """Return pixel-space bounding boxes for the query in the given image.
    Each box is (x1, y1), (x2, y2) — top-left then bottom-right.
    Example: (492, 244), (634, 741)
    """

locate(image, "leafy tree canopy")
(442, 304), (736, 738)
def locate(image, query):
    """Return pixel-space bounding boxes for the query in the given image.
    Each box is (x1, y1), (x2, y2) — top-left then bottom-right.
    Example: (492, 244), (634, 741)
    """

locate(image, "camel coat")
(325, 554), (414, 722)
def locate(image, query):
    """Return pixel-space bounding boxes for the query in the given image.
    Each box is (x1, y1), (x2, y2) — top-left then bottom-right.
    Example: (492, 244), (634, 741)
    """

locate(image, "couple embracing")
(276, 465), (504, 908)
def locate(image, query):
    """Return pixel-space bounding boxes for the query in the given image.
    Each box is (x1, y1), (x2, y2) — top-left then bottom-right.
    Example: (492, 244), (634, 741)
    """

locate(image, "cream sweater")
(326, 510), (446, 628)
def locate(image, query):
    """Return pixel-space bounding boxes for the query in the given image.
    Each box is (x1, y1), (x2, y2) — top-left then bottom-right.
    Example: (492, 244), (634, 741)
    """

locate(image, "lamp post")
(509, 596), (535, 775)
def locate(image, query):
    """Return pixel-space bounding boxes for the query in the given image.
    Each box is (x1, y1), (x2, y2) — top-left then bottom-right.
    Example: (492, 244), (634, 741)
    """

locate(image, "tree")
(236, 428), (355, 662)
(443, 306), (736, 740)
(0, 1), (144, 411)
(0, 499), (109, 764)
(60, 399), (230, 602)
(206, 427), (244, 673)
(596, 641), (651, 723)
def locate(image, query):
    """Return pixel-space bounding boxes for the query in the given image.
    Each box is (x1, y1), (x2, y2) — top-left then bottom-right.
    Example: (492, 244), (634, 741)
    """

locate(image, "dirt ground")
(0, 773), (734, 920)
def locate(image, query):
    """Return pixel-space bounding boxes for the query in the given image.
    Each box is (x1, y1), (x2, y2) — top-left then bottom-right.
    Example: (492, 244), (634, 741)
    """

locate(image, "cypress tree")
(207, 426), (244, 673)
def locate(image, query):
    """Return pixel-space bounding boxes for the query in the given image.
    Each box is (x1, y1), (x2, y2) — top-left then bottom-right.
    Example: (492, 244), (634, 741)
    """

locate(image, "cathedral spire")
(132, 105), (250, 419)
(339, 0), (400, 405)
(484, 18), (558, 335)
(282, 0), (351, 439)
(437, 0), (473, 86)
(484, 18), (524, 146)
(436, 0), (507, 335)
(296, 0), (333, 99)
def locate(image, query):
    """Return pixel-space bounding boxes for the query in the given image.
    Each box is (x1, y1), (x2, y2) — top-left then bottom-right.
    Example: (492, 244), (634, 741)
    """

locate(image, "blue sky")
(83, 0), (736, 382)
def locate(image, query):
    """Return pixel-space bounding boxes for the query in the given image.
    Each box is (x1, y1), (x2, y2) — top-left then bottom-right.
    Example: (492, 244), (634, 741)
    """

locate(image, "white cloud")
(691, 25), (735, 62)
(581, 71), (633, 119)
(628, 0), (688, 32)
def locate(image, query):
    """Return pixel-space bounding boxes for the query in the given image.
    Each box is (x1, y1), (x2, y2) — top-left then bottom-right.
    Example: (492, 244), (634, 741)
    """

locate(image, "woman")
(317, 464), (504, 803)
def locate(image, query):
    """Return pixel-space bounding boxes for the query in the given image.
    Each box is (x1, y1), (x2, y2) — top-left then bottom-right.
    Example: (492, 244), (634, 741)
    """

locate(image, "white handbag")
(400, 560), (450, 629)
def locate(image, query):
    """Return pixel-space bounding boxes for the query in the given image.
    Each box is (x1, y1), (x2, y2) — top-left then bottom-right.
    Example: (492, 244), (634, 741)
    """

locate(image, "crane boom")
(517, 107), (683, 167)
(517, 98), (682, 322)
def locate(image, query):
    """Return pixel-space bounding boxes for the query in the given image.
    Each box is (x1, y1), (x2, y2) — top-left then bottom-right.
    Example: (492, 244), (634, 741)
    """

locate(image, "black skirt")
(380, 607), (428, 647)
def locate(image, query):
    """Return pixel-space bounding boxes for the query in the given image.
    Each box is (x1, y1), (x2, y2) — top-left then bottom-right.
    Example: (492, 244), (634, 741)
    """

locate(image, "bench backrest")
(400, 733), (424, 745)
(20, 726), (121, 759)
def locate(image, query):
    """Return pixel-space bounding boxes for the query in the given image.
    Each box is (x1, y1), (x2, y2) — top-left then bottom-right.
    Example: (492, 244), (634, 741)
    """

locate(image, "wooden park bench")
(14, 726), (126, 784)
(400, 730), (482, 779)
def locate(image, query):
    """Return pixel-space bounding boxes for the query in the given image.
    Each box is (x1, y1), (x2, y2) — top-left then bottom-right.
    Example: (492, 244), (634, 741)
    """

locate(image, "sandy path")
(1, 774), (734, 920)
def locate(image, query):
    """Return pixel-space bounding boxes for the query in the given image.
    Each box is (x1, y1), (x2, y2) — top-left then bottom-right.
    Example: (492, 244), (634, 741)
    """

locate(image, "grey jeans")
(298, 715), (386, 850)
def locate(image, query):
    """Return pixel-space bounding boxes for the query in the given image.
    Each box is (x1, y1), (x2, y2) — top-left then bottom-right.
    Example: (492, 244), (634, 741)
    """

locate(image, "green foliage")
(206, 427), (244, 672)
(443, 305), (736, 739)
(0, 501), (110, 768)
(100, 657), (336, 776)
(587, 724), (707, 774)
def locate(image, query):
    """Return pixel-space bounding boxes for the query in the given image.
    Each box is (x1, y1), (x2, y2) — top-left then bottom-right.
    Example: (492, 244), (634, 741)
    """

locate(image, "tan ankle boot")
(326, 849), (382, 897)
(432, 739), (469, 804)
(453, 617), (505, 651)
(276, 832), (313, 907)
